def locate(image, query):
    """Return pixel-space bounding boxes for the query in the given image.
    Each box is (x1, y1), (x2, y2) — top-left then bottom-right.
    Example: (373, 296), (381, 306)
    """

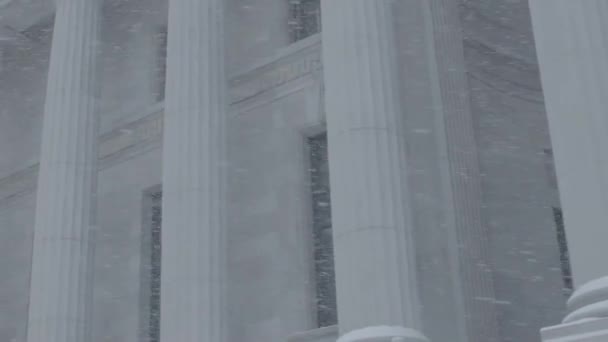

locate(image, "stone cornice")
(0, 25), (18, 42)
(0, 34), (322, 204)
(230, 33), (321, 104)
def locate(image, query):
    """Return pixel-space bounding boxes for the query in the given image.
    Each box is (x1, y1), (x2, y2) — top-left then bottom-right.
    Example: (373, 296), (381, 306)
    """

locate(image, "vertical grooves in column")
(427, 1), (499, 341)
(322, 0), (423, 335)
(27, 0), (99, 341)
(161, 0), (226, 341)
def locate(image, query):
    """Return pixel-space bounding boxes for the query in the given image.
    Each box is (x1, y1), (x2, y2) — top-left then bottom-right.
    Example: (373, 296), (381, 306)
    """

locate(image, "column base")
(541, 277), (608, 341)
(541, 318), (608, 342)
(337, 326), (430, 342)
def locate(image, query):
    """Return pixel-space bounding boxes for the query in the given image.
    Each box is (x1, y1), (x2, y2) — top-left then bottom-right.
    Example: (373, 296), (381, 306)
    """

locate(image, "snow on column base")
(564, 276), (608, 323)
(541, 318), (608, 342)
(541, 276), (608, 341)
(336, 326), (430, 342)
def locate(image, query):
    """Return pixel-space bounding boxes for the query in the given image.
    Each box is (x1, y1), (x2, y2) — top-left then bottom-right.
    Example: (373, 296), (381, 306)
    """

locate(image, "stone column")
(160, 0), (226, 341)
(530, 1), (608, 341)
(26, 0), (100, 341)
(321, 1), (428, 341)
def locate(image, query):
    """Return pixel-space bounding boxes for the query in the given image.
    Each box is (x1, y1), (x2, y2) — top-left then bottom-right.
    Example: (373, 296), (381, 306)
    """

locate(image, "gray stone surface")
(0, 1), (571, 341)
(461, 0), (567, 341)
(0, 194), (35, 342)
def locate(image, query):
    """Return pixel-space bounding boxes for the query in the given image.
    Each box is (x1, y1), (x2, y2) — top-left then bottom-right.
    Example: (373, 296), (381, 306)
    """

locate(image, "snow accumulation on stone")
(568, 275), (608, 307)
(336, 326), (429, 342)
(564, 276), (608, 323)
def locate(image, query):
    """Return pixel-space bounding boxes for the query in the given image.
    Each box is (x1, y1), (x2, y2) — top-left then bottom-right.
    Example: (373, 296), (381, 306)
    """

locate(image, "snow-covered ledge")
(541, 318), (608, 342)
(336, 327), (429, 342)
(287, 326), (338, 342)
(287, 326), (429, 342)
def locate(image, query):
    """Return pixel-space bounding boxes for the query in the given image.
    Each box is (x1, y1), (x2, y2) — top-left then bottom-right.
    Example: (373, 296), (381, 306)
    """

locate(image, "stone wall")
(460, 1), (567, 341)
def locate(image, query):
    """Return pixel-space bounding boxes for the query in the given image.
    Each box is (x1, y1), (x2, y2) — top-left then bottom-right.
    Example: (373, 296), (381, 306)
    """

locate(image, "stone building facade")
(1, 0), (589, 341)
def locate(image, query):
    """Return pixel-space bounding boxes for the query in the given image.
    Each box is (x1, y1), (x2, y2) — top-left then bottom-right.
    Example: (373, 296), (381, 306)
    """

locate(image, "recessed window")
(155, 28), (167, 102)
(308, 132), (337, 328)
(552, 207), (573, 294)
(140, 187), (162, 342)
(289, 0), (321, 43)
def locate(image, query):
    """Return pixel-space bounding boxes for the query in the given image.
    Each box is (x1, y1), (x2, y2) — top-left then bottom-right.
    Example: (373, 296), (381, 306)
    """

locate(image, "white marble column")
(160, 0), (226, 341)
(321, 1), (428, 341)
(530, 1), (608, 341)
(26, 0), (100, 341)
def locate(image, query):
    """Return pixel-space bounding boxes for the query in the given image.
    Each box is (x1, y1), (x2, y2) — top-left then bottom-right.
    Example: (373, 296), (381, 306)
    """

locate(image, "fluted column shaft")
(530, 0), (608, 337)
(321, 1), (427, 340)
(160, 0), (226, 341)
(26, 0), (99, 341)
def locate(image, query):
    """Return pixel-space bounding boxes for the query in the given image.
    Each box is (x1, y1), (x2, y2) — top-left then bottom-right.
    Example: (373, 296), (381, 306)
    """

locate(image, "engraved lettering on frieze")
(231, 53), (321, 102)
(99, 113), (164, 159)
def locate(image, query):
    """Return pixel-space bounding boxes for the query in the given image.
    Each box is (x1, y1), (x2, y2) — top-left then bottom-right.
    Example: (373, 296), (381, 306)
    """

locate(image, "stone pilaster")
(428, 0), (499, 341)
(26, 0), (100, 341)
(320, 1), (428, 340)
(160, 0), (227, 341)
(530, 1), (608, 341)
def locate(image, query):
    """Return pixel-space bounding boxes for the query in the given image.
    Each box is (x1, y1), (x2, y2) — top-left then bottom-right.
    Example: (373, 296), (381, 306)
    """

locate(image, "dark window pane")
(552, 207), (572, 295)
(289, 0), (321, 43)
(308, 132), (337, 328)
(141, 188), (162, 342)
